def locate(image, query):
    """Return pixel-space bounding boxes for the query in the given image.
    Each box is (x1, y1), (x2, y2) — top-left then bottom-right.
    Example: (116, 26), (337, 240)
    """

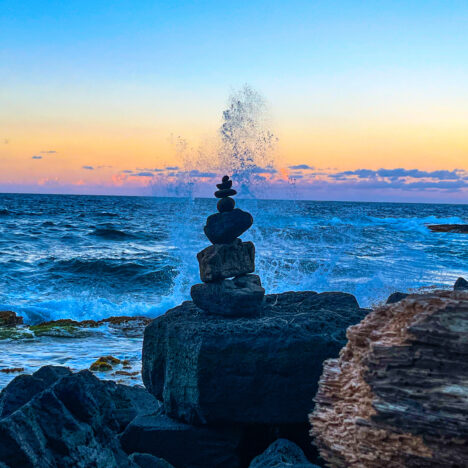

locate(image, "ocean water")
(0, 193), (467, 387)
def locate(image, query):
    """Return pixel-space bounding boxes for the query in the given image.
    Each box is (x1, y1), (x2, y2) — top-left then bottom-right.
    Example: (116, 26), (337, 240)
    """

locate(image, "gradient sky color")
(1, 1), (467, 202)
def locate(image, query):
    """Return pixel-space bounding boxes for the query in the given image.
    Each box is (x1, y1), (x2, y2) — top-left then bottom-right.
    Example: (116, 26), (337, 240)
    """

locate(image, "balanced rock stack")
(190, 175), (265, 316)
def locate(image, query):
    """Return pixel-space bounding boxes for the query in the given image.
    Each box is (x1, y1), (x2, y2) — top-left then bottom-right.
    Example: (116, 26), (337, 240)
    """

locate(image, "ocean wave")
(89, 227), (136, 240)
(0, 209), (11, 216)
(45, 257), (174, 284)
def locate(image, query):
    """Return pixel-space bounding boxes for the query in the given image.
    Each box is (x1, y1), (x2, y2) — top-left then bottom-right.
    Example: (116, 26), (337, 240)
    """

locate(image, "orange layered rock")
(310, 290), (468, 468)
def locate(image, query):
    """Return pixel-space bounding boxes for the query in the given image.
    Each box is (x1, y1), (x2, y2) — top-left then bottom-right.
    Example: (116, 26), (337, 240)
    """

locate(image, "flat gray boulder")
(142, 291), (368, 425)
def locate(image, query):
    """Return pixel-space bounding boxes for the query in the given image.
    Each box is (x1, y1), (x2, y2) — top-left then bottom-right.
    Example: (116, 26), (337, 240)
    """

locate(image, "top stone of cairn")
(204, 175), (253, 244)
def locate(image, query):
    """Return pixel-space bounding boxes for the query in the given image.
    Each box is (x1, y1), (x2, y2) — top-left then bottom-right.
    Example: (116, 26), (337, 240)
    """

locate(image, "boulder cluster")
(191, 175), (265, 317)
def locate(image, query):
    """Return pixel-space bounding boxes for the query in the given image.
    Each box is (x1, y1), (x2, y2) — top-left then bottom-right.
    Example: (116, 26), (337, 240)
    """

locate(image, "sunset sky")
(1, 1), (467, 202)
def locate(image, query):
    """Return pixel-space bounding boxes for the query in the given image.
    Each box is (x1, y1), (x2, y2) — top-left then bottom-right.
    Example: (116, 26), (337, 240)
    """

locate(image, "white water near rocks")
(0, 87), (467, 387)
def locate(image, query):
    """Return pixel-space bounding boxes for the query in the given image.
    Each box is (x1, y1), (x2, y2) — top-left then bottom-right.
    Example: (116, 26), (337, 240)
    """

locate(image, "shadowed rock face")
(142, 291), (368, 426)
(121, 410), (242, 468)
(0, 369), (158, 468)
(310, 290), (468, 468)
(454, 277), (468, 291)
(249, 439), (319, 468)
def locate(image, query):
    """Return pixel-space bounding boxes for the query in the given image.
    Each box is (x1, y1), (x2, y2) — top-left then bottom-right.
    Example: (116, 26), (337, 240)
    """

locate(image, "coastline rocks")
(249, 439), (319, 468)
(454, 276), (468, 290)
(0, 311), (23, 327)
(197, 239), (255, 282)
(0, 365), (72, 418)
(385, 291), (409, 304)
(310, 290), (468, 467)
(427, 224), (468, 233)
(191, 274), (264, 316)
(121, 411), (241, 468)
(0, 368), (158, 467)
(204, 209), (253, 244)
(142, 290), (367, 426)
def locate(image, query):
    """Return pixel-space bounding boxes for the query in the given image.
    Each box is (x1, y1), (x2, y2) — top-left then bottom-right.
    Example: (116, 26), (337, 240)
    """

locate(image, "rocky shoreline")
(0, 178), (466, 467)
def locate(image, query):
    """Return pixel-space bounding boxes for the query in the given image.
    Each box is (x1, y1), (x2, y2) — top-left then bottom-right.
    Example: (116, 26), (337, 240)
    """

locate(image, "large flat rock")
(142, 291), (367, 425)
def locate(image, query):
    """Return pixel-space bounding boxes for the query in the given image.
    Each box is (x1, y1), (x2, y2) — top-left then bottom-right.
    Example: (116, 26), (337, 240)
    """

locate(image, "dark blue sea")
(0, 193), (467, 386)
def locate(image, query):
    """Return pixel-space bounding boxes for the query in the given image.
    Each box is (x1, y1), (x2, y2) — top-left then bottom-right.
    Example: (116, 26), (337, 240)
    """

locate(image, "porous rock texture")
(142, 290), (368, 426)
(197, 238), (255, 282)
(310, 290), (468, 468)
(0, 367), (158, 467)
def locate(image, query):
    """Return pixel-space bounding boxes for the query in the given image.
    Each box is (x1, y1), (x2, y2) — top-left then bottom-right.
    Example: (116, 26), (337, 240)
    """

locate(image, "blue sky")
(1, 1), (467, 201)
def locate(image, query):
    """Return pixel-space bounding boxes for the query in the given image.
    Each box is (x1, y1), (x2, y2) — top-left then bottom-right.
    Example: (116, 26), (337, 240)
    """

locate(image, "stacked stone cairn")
(190, 175), (265, 316)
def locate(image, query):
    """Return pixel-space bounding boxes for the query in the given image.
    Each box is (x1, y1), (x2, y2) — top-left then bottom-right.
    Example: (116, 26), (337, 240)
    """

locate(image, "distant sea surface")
(0, 193), (467, 387)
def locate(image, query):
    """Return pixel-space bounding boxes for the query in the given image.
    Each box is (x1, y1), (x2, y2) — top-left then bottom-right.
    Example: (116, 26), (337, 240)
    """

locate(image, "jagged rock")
(0, 365), (72, 418)
(191, 274), (265, 316)
(427, 224), (468, 233)
(0, 311), (23, 327)
(0, 368), (158, 467)
(454, 277), (468, 290)
(128, 453), (175, 468)
(197, 239), (255, 282)
(142, 291), (367, 426)
(121, 411), (241, 468)
(385, 291), (409, 304)
(310, 290), (468, 468)
(204, 208), (253, 244)
(249, 439), (319, 468)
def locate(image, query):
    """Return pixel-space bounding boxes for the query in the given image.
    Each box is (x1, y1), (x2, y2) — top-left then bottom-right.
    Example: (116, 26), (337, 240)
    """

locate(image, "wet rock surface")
(197, 239), (255, 282)
(142, 290), (367, 426)
(427, 223), (468, 233)
(310, 290), (468, 467)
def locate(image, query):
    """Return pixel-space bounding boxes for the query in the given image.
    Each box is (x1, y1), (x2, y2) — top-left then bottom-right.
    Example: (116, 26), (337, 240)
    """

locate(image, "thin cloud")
(32, 155), (42, 160)
(289, 164), (314, 170)
(82, 165), (94, 170)
(166, 166), (179, 170)
(135, 172), (154, 177)
(40, 150), (57, 154)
